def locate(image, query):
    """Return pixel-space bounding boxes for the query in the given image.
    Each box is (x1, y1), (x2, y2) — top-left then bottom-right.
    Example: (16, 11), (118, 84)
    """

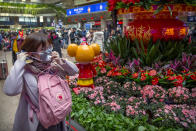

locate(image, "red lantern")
(68, 18), (71, 22)
(100, 16), (103, 19)
(75, 19), (78, 22)
(91, 17), (94, 20)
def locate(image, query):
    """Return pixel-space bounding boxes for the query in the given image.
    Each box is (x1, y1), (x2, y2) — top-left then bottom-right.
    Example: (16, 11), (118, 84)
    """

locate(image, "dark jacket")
(52, 36), (62, 58)
(70, 32), (76, 43)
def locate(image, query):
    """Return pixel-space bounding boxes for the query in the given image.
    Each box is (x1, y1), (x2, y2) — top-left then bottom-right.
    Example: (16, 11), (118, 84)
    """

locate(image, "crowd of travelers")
(0, 27), (123, 64)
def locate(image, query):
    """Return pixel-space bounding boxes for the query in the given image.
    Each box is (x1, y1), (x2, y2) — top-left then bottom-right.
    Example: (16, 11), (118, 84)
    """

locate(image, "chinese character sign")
(125, 18), (187, 42)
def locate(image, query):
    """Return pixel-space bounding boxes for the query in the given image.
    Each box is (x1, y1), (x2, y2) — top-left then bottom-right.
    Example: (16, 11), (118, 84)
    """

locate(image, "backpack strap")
(23, 91), (39, 122)
(22, 76), (39, 123)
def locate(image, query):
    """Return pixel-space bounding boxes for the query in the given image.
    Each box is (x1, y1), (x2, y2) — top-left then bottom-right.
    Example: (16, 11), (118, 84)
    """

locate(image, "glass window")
(47, 18), (51, 22)
(0, 17), (9, 21)
(19, 17), (25, 22)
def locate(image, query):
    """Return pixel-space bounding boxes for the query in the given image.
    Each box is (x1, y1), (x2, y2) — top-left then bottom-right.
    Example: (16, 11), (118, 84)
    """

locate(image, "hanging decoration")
(108, 0), (195, 14)
(68, 18), (71, 22)
(82, 18), (86, 21)
(117, 4), (196, 15)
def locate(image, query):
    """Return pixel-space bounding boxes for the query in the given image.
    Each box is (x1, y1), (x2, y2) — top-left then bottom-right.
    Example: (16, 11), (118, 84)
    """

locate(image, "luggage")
(0, 51), (8, 79)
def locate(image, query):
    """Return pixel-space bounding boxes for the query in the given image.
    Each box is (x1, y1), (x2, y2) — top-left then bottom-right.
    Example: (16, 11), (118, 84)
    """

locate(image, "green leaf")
(152, 117), (163, 124)
(132, 47), (138, 59)
(153, 5), (164, 15)
(167, 6), (172, 16)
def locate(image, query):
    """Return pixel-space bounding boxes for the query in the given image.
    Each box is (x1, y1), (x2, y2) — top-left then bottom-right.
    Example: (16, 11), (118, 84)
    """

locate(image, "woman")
(3, 32), (79, 131)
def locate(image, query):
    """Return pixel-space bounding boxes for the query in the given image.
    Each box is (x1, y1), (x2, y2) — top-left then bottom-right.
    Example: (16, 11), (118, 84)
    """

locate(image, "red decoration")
(58, 95), (63, 100)
(68, 18), (71, 22)
(95, 21), (101, 26)
(82, 18), (86, 21)
(90, 17), (94, 20)
(125, 18), (187, 42)
(100, 16), (103, 19)
(75, 19), (78, 22)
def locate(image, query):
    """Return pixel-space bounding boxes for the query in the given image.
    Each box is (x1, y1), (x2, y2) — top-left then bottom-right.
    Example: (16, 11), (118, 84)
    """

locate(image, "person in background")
(62, 29), (69, 48)
(17, 33), (24, 53)
(51, 31), (62, 58)
(82, 29), (87, 38)
(86, 29), (94, 45)
(0, 31), (2, 50)
(104, 27), (110, 43)
(11, 32), (19, 64)
(116, 27), (122, 37)
(70, 28), (76, 43)
(19, 29), (23, 38)
(108, 29), (116, 41)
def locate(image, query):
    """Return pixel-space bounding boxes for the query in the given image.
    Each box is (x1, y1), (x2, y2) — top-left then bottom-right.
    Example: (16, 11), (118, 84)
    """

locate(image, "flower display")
(69, 52), (196, 130)
(140, 85), (166, 102)
(154, 104), (196, 128)
(168, 86), (190, 103)
(126, 97), (147, 118)
(149, 69), (157, 76)
(152, 77), (159, 85)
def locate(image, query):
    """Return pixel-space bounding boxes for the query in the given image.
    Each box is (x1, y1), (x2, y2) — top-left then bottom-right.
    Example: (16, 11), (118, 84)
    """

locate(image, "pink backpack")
(25, 73), (72, 129)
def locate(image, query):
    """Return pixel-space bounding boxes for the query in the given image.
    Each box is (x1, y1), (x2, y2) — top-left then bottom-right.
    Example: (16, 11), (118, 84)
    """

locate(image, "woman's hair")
(21, 32), (52, 52)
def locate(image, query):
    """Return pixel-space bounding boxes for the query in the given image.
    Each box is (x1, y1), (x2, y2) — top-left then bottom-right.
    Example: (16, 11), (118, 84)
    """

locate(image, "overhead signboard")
(67, 2), (108, 16)
(187, 16), (196, 22)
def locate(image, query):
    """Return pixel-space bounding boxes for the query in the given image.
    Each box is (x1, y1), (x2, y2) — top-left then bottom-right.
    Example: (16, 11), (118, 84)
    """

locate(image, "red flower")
(141, 72), (148, 77)
(100, 68), (106, 73)
(107, 67), (122, 76)
(149, 70), (157, 76)
(107, 69), (113, 76)
(173, 75), (184, 86)
(185, 73), (191, 77)
(190, 75), (196, 80)
(132, 73), (138, 79)
(168, 76), (176, 81)
(181, 70), (188, 73)
(167, 69), (174, 75)
(112, 72), (122, 76)
(176, 75), (183, 81)
(152, 77), (159, 85)
(141, 75), (146, 81)
(140, 70), (145, 73)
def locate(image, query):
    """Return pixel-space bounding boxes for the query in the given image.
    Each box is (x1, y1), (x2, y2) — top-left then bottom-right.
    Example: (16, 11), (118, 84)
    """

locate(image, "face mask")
(29, 47), (53, 62)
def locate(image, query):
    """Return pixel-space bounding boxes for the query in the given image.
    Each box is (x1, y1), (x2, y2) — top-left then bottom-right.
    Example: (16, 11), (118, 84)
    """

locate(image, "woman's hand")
(51, 51), (63, 65)
(51, 51), (59, 60)
(17, 52), (28, 62)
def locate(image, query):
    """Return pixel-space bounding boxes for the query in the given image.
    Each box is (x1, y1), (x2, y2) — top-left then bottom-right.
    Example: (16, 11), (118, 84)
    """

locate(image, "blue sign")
(67, 2), (108, 16)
